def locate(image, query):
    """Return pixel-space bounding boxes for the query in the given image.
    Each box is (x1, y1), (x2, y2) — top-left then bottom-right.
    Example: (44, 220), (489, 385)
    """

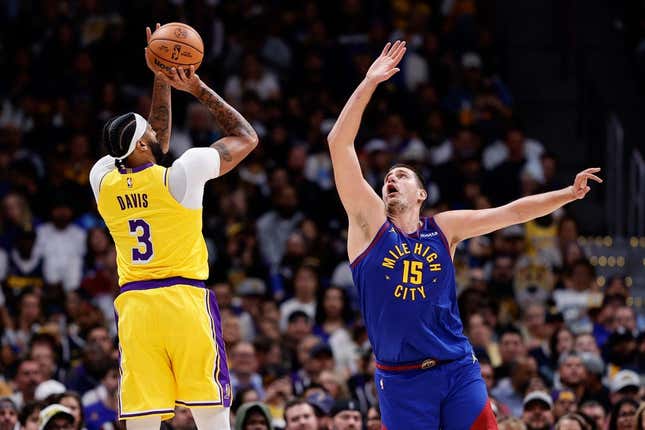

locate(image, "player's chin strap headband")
(116, 113), (148, 161)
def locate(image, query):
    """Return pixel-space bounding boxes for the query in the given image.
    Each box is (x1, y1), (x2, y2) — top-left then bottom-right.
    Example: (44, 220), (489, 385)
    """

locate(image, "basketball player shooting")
(327, 41), (602, 430)
(88, 25), (258, 430)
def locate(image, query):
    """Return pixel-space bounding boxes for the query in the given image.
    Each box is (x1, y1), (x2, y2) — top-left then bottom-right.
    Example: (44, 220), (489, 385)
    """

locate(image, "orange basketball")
(146, 22), (204, 76)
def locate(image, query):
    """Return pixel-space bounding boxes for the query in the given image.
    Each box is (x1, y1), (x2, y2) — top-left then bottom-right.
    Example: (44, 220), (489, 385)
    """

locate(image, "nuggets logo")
(381, 242), (443, 301)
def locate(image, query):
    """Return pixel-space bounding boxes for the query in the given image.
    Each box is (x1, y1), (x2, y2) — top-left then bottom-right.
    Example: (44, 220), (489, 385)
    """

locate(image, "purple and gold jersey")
(350, 217), (472, 365)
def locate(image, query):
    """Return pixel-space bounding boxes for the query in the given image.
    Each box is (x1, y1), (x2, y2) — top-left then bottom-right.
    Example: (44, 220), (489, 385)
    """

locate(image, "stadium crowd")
(0, 1), (644, 429)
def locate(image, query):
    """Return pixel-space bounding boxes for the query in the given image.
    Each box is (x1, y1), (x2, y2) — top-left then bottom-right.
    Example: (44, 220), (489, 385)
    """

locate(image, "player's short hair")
(102, 112), (147, 160)
(385, 163), (426, 190)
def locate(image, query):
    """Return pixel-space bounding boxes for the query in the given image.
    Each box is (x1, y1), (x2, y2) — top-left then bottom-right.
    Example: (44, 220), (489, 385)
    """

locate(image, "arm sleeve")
(168, 147), (221, 209)
(89, 155), (117, 200)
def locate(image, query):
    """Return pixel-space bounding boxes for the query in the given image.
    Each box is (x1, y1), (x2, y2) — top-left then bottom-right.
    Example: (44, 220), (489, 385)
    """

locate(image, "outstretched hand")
(570, 167), (603, 199)
(365, 41), (407, 85)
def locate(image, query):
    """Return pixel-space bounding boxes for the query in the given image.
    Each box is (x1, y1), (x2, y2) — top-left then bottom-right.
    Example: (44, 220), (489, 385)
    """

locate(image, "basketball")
(146, 22), (204, 76)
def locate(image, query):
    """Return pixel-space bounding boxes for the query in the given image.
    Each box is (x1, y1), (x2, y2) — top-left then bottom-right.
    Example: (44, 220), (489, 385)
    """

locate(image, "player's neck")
(125, 154), (155, 168)
(389, 209), (422, 234)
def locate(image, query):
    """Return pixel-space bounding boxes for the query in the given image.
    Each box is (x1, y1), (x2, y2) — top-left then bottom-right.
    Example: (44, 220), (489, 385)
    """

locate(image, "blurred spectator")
(365, 405), (381, 430)
(37, 404), (74, 430)
(607, 398), (638, 430)
(495, 326), (526, 380)
(257, 186), (304, 273)
(234, 402), (273, 430)
(168, 406), (196, 430)
(522, 391), (554, 430)
(230, 342), (265, 400)
(552, 389), (578, 422)
(280, 265), (319, 332)
(55, 393), (83, 430)
(10, 359), (42, 409)
(329, 399), (361, 430)
(0, 398), (18, 430)
(492, 356), (538, 417)
(557, 353), (588, 400)
(17, 400), (41, 430)
(82, 360), (117, 430)
(284, 399), (318, 430)
(34, 201), (86, 292)
(579, 400), (607, 430)
(608, 370), (641, 406)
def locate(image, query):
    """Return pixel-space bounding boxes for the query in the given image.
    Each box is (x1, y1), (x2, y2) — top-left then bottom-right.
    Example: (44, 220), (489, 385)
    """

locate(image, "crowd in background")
(0, 1), (644, 429)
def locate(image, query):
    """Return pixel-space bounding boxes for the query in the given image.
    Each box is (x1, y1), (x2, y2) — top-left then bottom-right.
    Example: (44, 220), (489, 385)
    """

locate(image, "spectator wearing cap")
(609, 370), (641, 406)
(284, 399), (318, 430)
(552, 389), (577, 422)
(237, 278), (268, 341)
(579, 400), (607, 430)
(522, 391), (554, 430)
(557, 352), (588, 401)
(0, 398), (18, 430)
(234, 402), (273, 430)
(492, 356), (538, 417)
(38, 405), (74, 430)
(329, 400), (361, 430)
(306, 391), (333, 430)
(230, 342), (265, 400)
(280, 265), (319, 332)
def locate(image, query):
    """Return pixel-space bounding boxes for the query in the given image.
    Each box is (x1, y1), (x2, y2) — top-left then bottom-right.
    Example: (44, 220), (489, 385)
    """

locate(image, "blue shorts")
(375, 355), (497, 430)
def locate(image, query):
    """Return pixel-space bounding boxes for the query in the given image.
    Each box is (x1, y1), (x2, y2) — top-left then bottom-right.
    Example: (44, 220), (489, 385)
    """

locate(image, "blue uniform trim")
(428, 216), (451, 255)
(120, 276), (206, 293)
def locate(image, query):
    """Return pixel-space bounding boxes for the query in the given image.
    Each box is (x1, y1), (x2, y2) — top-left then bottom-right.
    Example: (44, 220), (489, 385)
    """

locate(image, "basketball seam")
(149, 38), (203, 55)
(148, 48), (202, 67)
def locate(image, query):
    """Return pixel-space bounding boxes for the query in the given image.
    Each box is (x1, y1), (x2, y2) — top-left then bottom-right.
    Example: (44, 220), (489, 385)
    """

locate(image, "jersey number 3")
(128, 219), (154, 263)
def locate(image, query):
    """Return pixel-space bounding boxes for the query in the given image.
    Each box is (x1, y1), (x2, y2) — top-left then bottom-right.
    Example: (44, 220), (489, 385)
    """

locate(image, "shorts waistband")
(375, 357), (455, 372)
(120, 277), (206, 293)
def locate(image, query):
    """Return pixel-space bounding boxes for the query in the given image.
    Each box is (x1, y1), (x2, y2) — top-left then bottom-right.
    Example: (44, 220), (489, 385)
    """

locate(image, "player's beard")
(385, 194), (408, 215)
(150, 140), (166, 164)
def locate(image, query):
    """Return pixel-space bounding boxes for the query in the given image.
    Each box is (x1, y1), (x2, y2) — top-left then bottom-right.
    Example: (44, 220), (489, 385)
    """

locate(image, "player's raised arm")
(327, 41), (406, 256)
(163, 66), (259, 175)
(145, 24), (171, 154)
(435, 168), (603, 251)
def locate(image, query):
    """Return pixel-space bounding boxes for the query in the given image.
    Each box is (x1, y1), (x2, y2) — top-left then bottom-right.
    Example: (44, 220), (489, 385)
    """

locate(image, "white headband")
(116, 113), (148, 160)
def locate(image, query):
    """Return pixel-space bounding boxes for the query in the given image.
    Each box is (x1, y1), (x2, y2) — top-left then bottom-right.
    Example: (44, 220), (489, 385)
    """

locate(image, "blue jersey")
(350, 217), (472, 364)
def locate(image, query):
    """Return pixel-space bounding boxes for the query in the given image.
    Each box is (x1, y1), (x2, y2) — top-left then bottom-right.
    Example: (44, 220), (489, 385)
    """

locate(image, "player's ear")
(136, 140), (148, 152)
(418, 188), (427, 201)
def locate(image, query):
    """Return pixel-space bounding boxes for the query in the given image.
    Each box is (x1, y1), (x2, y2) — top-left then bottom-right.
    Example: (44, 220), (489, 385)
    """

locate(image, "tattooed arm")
(145, 24), (171, 154)
(163, 66), (259, 175)
(148, 75), (171, 154)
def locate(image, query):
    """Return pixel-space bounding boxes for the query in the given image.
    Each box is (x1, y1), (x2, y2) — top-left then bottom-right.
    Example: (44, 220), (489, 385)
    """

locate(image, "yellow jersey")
(97, 163), (208, 286)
